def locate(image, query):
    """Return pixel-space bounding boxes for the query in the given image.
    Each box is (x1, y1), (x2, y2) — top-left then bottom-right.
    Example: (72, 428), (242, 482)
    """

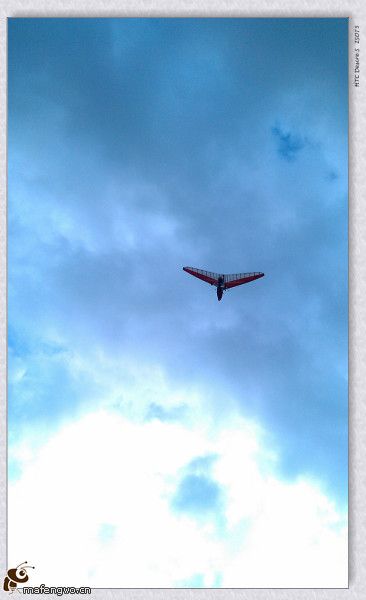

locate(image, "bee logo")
(3, 561), (35, 593)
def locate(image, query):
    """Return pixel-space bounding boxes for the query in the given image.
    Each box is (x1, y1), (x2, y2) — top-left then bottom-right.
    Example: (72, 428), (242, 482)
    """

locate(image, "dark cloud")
(271, 126), (307, 161)
(8, 19), (348, 504)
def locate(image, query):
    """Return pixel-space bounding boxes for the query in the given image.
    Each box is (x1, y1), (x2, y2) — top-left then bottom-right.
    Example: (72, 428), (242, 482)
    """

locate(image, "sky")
(8, 18), (348, 588)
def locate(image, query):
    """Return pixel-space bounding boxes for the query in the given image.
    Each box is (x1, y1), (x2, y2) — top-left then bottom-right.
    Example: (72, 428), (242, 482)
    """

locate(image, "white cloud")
(9, 399), (347, 588)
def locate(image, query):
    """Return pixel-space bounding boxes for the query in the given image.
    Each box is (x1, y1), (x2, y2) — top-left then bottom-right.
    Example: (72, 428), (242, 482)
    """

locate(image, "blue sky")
(8, 18), (348, 587)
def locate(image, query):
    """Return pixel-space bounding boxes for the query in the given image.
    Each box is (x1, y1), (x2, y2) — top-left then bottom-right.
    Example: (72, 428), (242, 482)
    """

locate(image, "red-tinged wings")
(183, 267), (265, 290)
(183, 267), (219, 286)
(224, 272), (264, 289)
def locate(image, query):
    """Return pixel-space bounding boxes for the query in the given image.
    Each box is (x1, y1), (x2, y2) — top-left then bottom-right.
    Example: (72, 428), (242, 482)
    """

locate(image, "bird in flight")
(183, 267), (264, 301)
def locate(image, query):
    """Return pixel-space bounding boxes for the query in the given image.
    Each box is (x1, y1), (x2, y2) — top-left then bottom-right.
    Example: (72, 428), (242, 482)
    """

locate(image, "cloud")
(8, 19), (348, 579)
(146, 402), (187, 423)
(9, 405), (347, 588)
(271, 125), (307, 161)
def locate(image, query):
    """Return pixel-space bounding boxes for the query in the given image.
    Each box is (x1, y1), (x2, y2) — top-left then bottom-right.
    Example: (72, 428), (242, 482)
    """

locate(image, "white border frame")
(1, 3), (365, 598)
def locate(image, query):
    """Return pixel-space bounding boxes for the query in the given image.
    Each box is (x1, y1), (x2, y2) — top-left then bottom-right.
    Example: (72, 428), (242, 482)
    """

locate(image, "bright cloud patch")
(9, 408), (347, 588)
